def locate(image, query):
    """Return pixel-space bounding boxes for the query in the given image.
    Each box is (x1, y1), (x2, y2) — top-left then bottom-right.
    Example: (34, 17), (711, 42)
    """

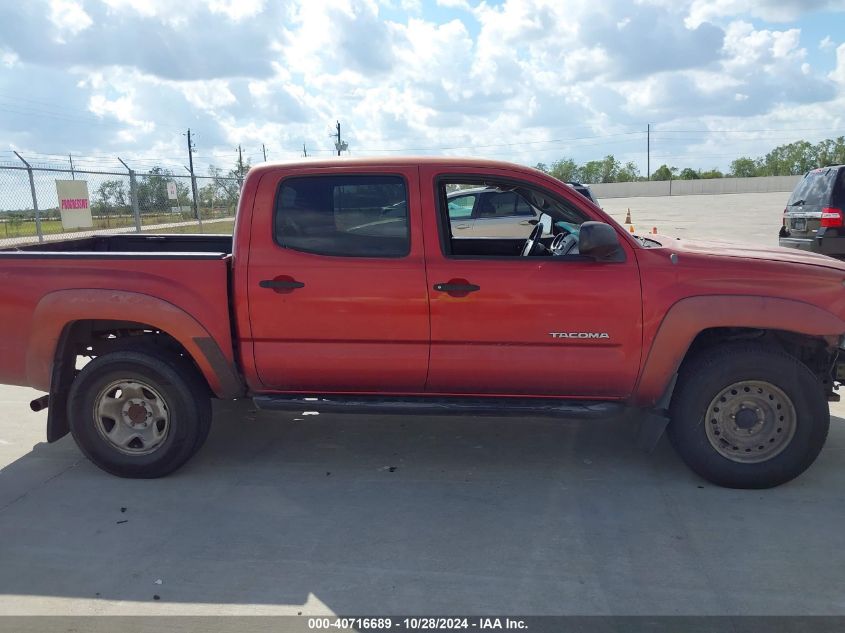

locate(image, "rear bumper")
(779, 235), (845, 257)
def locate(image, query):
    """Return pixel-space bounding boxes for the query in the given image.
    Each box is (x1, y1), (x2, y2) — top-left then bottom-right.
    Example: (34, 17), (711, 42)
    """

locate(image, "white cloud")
(209, 0), (265, 21)
(48, 0), (93, 41)
(176, 79), (238, 111)
(0, 0), (843, 175)
(686, 0), (845, 27)
(88, 92), (155, 140)
(279, 0), (396, 77)
(1, 48), (18, 67)
(436, 0), (471, 8)
(101, 0), (264, 24)
(722, 21), (805, 72)
(820, 35), (835, 50)
(831, 43), (845, 85)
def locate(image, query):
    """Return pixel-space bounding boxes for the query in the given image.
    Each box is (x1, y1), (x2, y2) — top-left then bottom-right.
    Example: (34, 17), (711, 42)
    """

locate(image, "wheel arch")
(634, 295), (845, 408)
(28, 290), (243, 442)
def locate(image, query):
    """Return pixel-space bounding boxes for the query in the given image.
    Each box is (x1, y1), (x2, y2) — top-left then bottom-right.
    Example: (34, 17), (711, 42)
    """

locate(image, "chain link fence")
(0, 155), (241, 248)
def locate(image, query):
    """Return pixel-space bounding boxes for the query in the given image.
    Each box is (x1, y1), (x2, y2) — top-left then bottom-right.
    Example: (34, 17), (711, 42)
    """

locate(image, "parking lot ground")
(1, 382), (845, 615)
(2, 191), (845, 616)
(601, 192), (788, 247)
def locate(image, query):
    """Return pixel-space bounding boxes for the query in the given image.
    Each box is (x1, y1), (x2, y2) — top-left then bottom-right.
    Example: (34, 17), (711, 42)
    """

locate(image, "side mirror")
(578, 221), (625, 262)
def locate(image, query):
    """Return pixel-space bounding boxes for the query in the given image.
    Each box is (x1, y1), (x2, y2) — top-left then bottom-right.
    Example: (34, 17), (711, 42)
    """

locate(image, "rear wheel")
(68, 350), (211, 478)
(668, 343), (829, 488)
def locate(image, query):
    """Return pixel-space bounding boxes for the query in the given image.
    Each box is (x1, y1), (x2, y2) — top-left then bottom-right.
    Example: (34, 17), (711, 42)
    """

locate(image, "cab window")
(437, 178), (587, 258)
(477, 191), (536, 218)
(274, 175), (409, 257)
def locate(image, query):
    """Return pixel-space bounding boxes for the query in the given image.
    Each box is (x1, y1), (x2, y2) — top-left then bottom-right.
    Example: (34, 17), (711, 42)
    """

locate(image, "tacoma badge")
(549, 332), (610, 339)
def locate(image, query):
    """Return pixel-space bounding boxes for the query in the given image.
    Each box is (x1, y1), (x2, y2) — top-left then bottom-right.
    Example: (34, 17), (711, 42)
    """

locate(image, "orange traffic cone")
(624, 208), (631, 224)
(652, 227), (657, 234)
(629, 224), (635, 233)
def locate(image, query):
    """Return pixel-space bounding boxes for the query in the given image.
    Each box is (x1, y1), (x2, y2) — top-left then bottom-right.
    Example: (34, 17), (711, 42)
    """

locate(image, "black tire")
(668, 343), (829, 489)
(67, 349), (211, 478)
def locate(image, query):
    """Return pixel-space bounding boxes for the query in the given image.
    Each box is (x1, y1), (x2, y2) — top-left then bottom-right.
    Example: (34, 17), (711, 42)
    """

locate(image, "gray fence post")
(118, 158), (142, 232)
(13, 151), (44, 242)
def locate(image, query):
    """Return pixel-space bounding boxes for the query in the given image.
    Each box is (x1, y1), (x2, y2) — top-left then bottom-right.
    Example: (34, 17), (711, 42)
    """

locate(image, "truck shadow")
(0, 399), (844, 614)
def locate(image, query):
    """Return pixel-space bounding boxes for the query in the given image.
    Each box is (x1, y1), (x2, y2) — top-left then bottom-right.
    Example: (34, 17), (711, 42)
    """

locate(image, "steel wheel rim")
(93, 379), (170, 456)
(704, 380), (797, 464)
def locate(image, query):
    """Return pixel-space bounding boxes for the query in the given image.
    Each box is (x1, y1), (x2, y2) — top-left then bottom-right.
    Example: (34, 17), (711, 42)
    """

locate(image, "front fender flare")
(634, 295), (845, 407)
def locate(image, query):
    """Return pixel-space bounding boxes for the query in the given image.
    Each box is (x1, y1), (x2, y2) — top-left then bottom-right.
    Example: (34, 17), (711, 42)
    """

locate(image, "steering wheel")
(521, 222), (544, 257)
(550, 232), (579, 256)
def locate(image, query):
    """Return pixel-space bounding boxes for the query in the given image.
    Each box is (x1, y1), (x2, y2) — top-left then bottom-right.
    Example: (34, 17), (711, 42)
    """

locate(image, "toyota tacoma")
(2, 157), (844, 488)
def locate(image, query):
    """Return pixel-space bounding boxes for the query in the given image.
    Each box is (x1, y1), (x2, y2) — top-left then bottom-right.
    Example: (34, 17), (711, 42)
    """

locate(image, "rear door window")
(274, 175), (409, 257)
(832, 168), (845, 208)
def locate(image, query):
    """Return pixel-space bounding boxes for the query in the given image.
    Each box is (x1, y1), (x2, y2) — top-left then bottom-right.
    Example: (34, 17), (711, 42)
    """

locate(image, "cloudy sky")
(1, 0), (845, 176)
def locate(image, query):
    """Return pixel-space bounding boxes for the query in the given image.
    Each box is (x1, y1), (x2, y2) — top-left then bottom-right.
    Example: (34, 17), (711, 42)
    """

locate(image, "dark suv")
(566, 181), (599, 205)
(779, 165), (845, 257)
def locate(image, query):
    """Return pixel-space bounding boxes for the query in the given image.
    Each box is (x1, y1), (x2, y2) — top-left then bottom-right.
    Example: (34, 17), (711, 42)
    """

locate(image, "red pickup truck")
(2, 157), (844, 488)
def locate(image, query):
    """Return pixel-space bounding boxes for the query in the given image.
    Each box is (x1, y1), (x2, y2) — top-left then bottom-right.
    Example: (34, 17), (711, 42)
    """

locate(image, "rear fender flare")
(634, 295), (845, 407)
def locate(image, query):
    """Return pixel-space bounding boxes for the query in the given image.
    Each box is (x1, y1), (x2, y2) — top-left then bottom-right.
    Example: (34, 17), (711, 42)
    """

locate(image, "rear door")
(246, 167), (430, 392)
(784, 168), (837, 239)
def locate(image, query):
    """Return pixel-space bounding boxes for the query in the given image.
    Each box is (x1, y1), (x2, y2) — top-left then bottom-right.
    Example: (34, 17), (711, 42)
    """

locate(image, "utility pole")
(237, 145), (244, 188)
(336, 121), (341, 156)
(262, 143), (267, 162)
(69, 154), (76, 180)
(303, 143), (307, 158)
(331, 120), (348, 156)
(185, 128), (199, 219)
(646, 123), (651, 181)
(184, 166), (203, 230)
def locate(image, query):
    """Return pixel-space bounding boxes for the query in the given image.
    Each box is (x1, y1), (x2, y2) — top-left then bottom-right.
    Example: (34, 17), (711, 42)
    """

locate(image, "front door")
(247, 167), (429, 392)
(420, 166), (643, 398)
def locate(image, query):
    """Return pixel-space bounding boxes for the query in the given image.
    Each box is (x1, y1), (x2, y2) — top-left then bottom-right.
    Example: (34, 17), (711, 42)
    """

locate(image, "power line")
(313, 131), (646, 153)
(654, 127), (845, 134)
(0, 93), (184, 133)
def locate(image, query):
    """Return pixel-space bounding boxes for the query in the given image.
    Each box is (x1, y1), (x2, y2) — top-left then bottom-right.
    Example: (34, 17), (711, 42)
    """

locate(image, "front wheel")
(67, 349), (211, 478)
(668, 343), (830, 488)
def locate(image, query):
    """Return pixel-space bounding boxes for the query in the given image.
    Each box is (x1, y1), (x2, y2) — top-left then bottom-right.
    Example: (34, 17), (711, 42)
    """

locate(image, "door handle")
(260, 276), (305, 293)
(433, 280), (480, 295)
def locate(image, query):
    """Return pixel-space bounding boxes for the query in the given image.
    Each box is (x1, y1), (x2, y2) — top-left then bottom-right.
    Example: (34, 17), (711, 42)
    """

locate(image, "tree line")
(535, 136), (845, 184)
(92, 161), (248, 218)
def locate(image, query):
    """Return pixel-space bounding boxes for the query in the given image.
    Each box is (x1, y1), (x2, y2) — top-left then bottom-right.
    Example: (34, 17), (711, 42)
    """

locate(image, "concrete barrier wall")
(590, 175), (802, 198)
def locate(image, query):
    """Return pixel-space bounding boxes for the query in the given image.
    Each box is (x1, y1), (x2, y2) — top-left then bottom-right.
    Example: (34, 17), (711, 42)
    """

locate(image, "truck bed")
(0, 233), (235, 392)
(0, 233), (232, 255)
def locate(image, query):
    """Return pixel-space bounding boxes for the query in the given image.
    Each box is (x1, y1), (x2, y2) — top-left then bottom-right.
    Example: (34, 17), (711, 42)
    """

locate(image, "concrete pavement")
(600, 191), (788, 247)
(1, 383), (845, 615)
